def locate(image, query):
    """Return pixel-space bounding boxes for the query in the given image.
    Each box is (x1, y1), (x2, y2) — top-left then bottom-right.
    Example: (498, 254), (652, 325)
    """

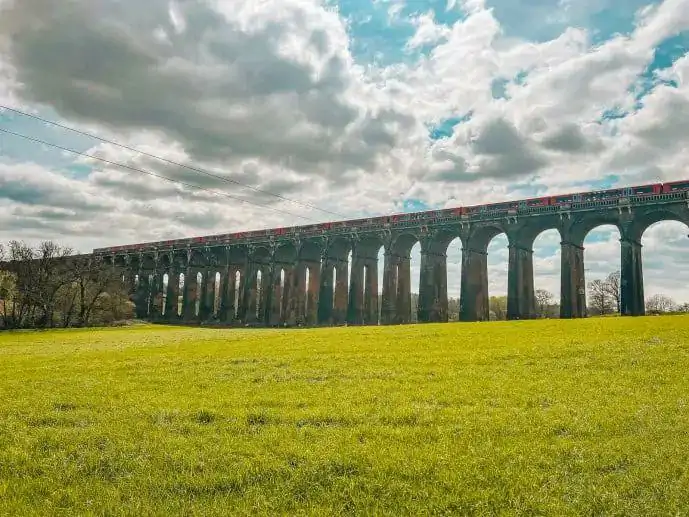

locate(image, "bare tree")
(588, 279), (614, 315)
(602, 271), (621, 313)
(646, 294), (676, 314)
(677, 302), (689, 313)
(76, 259), (128, 326)
(535, 289), (554, 318)
(1, 241), (135, 329)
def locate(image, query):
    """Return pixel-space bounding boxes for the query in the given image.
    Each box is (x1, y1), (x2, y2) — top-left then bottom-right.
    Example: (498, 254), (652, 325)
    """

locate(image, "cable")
(0, 104), (347, 218)
(0, 127), (319, 222)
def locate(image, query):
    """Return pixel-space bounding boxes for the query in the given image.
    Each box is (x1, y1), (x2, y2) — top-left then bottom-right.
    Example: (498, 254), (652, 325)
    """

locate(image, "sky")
(0, 0), (688, 304)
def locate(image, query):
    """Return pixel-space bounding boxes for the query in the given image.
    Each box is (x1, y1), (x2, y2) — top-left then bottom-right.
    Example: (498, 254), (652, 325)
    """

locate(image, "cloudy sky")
(1, 0), (688, 304)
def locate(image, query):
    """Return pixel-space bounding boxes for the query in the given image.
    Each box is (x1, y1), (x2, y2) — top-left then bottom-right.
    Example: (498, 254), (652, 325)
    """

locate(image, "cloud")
(0, 0), (419, 178)
(1, 0), (689, 303)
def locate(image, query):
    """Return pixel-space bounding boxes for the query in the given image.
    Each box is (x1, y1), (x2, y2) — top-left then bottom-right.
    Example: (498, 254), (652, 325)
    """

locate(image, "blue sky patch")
(428, 112), (472, 140)
(0, 108), (94, 171)
(402, 198), (431, 212)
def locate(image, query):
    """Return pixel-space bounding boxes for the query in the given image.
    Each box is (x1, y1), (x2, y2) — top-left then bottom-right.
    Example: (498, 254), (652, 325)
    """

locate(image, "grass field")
(1, 317), (689, 515)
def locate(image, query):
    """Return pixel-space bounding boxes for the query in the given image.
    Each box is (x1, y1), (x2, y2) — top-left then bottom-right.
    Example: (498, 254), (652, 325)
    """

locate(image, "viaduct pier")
(93, 183), (689, 326)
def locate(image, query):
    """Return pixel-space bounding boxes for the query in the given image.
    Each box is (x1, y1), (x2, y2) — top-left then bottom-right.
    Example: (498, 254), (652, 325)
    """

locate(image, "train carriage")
(663, 180), (689, 193)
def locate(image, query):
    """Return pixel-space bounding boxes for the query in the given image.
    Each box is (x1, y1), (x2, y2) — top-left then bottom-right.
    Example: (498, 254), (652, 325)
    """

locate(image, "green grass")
(1, 317), (689, 515)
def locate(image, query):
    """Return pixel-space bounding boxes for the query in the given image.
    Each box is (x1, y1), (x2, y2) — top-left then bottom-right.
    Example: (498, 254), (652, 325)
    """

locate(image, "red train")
(94, 180), (689, 254)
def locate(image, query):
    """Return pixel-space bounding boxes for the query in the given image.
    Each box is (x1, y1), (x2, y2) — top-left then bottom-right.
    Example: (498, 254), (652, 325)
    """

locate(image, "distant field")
(1, 318), (689, 516)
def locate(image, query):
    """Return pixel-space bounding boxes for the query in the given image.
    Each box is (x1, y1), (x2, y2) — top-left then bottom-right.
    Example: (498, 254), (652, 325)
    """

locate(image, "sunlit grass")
(1, 317), (689, 515)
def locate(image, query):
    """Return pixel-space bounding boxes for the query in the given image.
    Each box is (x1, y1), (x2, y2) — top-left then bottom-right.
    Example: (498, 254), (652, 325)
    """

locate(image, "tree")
(535, 289), (554, 318)
(646, 294), (676, 314)
(489, 296), (507, 320)
(602, 271), (621, 314)
(0, 240), (133, 329)
(588, 279), (614, 315)
(448, 297), (460, 321)
(677, 302), (689, 313)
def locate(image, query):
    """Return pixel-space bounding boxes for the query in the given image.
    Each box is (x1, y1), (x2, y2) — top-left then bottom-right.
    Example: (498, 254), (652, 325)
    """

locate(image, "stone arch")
(631, 207), (689, 242)
(390, 232), (420, 255)
(141, 253), (156, 271)
(207, 246), (228, 268)
(318, 237), (351, 325)
(172, 250), (187, 270)
(188, 249), (208, 269)
(465, 223), (507, 253)
(457, 223), (508, 322)
(298, 241), (324, 326)
(347, 235), (384, 325)
(415, 229), (460, 324)
(383, 232), (420, 324)
(248, 246), (271, 324)
(422, 228), (461, 255)
(273, 242), (298, 325)
(567, 214), (623, 247)
(128, 254), (141, 271)
(510, 219), (563, 249)
(158, 253), (172, 270)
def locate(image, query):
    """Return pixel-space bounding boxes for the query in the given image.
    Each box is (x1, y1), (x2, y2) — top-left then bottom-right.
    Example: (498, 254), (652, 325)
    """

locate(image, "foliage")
(489, 295), (507, 320)
(0, 240), (133, 330)
(2, 318), (689, 514)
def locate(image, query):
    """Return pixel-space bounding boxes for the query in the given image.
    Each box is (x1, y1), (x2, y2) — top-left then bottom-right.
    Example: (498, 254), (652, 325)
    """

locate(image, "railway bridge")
(94, 187), (689, 326)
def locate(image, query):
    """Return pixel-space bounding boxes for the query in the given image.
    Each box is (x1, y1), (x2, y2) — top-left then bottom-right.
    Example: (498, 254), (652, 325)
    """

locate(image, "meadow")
(1, 317), (689, 516)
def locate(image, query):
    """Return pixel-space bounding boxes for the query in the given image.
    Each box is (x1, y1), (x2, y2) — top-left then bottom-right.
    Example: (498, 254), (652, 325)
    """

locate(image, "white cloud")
(406, 12), (451, 50)
(0, 0), (688, 304)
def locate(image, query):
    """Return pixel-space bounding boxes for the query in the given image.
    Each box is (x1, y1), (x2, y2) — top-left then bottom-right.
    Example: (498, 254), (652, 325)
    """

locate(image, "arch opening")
(304, 267), (310, 319)
(234, 271), (241, 319)
(447, 237), (463, 321)
(162, 273), (169, 316)
(195, 272), (203, 317)
(256, 270), (263, 320)
(331, 266), (337, 312)
(409, 241), (421, 323)
(532, 229), (561, 319)
(213, 272), (221, 317)
(377, 246), (385, 324)
(583, 224), (621, 316)
(177, 273), (184, 316)
(640, 220), (689, 313)
(486, 233), (508, 321)
(146, 273), (154, 316)
(279, 268), (286, 320)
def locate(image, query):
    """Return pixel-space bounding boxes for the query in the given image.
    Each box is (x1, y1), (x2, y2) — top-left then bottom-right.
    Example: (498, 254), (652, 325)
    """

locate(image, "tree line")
(0, 241), (134, 330)
(403, 271), (685, 321)
(587, 270), (687, 316)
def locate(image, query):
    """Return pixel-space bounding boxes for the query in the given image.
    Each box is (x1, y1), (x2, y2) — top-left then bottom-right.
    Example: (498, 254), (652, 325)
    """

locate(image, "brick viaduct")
(93, 191), (689, 326)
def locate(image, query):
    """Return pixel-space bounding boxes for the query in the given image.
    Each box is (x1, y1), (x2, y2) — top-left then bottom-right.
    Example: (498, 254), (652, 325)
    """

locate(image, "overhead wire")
(0, 104), (347, 218)
(0, 127), (320, 222)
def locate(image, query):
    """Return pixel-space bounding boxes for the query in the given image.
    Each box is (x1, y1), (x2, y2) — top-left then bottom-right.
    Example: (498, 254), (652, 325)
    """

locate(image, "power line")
(0, 104), (346, 218)
(0, 127), (320, 222)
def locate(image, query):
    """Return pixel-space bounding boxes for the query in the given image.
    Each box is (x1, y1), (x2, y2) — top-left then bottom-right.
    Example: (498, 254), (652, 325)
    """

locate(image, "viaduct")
(87, 187), (689, 326)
